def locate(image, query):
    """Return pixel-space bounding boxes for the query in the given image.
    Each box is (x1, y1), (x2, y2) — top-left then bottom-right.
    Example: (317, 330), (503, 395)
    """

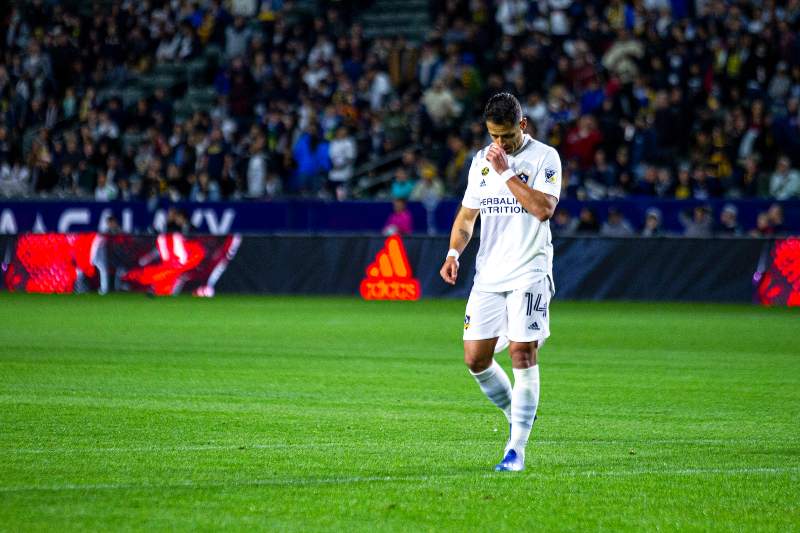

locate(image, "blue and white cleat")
(494, 448), (525, 471)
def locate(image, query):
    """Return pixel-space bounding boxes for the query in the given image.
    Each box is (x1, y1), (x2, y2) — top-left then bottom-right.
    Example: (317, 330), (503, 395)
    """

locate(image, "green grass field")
(0, 294), (798, 531)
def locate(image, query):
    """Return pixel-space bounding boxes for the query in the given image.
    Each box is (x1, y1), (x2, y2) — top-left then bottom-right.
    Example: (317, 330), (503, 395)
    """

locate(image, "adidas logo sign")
(480, 179), (486, 187)
(528, 322), (540, 331)
(359, 235), (421, 301)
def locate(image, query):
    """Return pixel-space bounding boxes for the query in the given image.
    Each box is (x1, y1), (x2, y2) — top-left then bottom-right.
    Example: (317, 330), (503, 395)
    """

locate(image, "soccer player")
(440, 92), (561, 471)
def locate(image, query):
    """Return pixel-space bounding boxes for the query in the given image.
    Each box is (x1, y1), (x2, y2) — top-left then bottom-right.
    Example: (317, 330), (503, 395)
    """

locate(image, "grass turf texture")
(0, 294), (798, 531)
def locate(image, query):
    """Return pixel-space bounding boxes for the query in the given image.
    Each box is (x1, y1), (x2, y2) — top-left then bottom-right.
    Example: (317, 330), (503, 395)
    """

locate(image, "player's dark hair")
(483, 92), (522, 126)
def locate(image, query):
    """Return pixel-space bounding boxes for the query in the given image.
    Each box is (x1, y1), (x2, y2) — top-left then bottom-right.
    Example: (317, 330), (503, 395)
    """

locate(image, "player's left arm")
(486, 144), (560, 221)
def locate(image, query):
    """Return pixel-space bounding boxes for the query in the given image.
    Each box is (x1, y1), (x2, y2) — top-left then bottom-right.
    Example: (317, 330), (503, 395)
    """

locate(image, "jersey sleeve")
(532, 147), (562, 200)
(461, 154), (481, 209)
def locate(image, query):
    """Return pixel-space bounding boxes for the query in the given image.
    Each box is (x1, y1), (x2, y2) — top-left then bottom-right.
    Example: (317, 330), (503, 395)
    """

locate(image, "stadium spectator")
(444, 134), (470, 190)
(635, 165), (659, 196)
(576, 207), (600, 234)
(94, 172), (118, 201)
(495, 0), (528, 37)
(328, 126), (357, 199)
(641, 207), (663, 237)
(410, 162), (444, 204)
(749, 212), (774, 238)
(291, 125), (330, 194)
(165, 207), (191, 234)
(0, 155), (30, 197)
(564, 116), (603, 171)
(769, 156), (800, 200)
(733, 155), (766, 198)
(264, 172), (283, 201)
(600, 208), (635, 237)
(190, 171), (221, 202)
(102, 214), (122, 235)
(390, 167), (415, 200)
(584, 149), (616, 196)
(383, 198), (412, 235)
(601, 29), (644, 84)
(767, 204), (787, 236)
(716, 204), (743, 236)
(673, 164), (692, 200)
(410, 162), (445, 234)
(422, 79), (461, 133)
(551, 208), (578, 236)
(245, 132), (267, 198)
(225, 16), (252, 60)
(680, 205), (713, 238)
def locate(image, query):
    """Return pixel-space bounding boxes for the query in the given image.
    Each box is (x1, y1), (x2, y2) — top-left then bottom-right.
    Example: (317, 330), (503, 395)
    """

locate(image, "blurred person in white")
(769, 156), (800, 200)
(422, 79), (461, 129)
(367, 67), (393, 112)
(0, 155), (30, 197)
(94, 172), (118, 201)
(641, 207), (663, 237)
(155, 24), (180, 62)
(547, 0), (572, 38)
(230, 0), (257, 17)
(225, 16), (252, 60)
(328, 126), (356, 200)
(600, 207), (635, 237)
(246, 133), (267, 198)
(495, 0), (528, 37)
(680, 205), (713, 238)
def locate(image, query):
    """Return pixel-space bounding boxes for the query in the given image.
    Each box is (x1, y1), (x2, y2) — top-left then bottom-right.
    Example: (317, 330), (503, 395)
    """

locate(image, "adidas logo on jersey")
(359, 235), (421, 301)
(480, 179), (486, 187)
(528, 322), (540, 331)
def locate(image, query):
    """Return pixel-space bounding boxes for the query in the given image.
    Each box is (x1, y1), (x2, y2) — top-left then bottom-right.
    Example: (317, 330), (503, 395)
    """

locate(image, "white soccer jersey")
(462, 134), (562, 293)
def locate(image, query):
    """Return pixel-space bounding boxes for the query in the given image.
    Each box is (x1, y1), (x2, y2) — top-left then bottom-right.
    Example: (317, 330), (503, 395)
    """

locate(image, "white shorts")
(463, 277), (552, 343)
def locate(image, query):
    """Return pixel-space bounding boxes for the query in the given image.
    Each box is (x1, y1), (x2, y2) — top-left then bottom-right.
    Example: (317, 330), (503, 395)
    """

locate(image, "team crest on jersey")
(464, 315), (471, 330)
(481, 167), (489, 176)
(518, 173), (529, 184)
(545, 168), (557, 183)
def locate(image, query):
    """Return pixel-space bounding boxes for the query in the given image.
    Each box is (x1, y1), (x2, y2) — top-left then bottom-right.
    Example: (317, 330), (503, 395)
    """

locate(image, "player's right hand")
(440, 257), (459, 285)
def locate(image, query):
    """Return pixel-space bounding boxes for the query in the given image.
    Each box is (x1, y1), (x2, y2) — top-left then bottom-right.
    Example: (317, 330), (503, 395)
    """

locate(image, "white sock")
(508, 365), (540, 453)
(470, 359), (512, 422)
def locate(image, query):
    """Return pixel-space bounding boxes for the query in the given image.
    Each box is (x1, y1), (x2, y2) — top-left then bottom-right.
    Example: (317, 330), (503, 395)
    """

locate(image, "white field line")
(2, 437), (798, 455)
(1, 467), (799, 494)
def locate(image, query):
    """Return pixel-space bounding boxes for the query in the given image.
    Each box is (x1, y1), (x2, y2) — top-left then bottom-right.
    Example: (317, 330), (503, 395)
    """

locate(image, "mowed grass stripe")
(2, 466), (799, 494)
(4, 437), (800, 456)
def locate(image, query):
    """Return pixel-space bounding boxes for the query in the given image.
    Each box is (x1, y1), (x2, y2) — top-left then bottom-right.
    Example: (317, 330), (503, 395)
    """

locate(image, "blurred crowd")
(0, 0), (798, 234)
(551, 200), (790, 238)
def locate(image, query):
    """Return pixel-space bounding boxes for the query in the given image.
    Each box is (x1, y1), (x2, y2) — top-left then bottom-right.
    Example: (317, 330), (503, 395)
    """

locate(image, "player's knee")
(464, 352), (492, 373)
(509, 344), (538, 368)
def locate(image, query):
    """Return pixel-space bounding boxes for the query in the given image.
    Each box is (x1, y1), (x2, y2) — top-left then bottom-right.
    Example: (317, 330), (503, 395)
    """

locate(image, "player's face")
(486, 118), (527, 153)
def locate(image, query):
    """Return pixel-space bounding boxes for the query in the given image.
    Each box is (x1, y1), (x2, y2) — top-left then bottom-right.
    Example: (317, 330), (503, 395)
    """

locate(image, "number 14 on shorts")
(524, 292), (547, 318)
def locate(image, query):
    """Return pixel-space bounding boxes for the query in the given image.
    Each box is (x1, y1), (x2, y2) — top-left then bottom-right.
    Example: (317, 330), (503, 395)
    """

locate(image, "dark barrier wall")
(2, 234), (791, 303)
(1, 199), (799, 235)
(218, 235), (774, 303)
